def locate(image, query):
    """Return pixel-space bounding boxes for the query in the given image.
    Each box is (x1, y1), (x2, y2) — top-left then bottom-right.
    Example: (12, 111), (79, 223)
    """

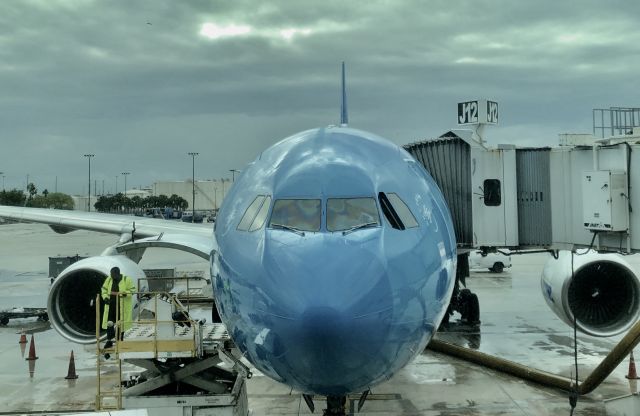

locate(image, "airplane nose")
(301, 306), (345, 339)
(291, 303), (390, 395)
(257, 234), (397, 395)
(298, 306), (363, 365)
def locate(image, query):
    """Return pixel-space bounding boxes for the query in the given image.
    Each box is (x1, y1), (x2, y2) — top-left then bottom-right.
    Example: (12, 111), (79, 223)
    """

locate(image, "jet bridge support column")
(441, 253), (479, 327)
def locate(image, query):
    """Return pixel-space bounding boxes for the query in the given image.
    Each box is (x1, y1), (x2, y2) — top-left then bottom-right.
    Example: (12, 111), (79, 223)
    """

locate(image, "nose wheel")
(324, 395), (346, 415)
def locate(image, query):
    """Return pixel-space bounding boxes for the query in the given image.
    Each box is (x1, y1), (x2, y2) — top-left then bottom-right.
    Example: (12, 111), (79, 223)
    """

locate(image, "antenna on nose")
(340, 61), (348, 127)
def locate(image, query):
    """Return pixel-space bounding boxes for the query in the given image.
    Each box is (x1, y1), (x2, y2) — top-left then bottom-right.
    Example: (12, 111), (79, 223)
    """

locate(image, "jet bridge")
(406, 113), (640, 329)
(405, 131), (640, 254)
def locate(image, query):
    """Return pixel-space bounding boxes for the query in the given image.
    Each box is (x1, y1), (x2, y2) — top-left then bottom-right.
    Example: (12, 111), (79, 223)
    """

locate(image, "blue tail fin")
(340, 62), (348, 127)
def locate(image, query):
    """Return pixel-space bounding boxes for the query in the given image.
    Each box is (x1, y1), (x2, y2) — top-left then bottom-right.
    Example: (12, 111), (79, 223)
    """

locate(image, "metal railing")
(94, 290), (199, 410)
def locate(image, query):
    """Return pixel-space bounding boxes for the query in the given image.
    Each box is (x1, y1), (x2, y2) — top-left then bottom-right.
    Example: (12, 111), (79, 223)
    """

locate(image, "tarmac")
(0, 222), (637, 415)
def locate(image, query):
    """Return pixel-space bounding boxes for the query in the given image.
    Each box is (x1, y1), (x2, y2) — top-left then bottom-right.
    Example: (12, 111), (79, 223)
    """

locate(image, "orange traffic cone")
(65, 350), (78, 379)
(25, 334), (38, 361)
(18, 329), (27, 344)
(626, 351), (639, 380)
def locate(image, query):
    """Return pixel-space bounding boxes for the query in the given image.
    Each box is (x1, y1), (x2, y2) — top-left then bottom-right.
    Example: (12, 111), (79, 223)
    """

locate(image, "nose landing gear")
(304, 390), (370, 415)
(324, 395), (346, 415)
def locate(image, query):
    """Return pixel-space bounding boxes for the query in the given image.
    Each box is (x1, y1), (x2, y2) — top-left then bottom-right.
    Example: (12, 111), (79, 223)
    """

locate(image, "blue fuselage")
(212, 127), (456, 396)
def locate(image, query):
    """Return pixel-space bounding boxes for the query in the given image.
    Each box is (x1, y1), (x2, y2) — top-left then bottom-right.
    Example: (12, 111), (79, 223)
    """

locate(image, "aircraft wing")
(0, 205), (213, 240)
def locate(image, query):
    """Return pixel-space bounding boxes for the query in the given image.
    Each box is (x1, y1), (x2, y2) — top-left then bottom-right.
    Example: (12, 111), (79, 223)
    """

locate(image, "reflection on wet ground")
(439, 321), (482, 350)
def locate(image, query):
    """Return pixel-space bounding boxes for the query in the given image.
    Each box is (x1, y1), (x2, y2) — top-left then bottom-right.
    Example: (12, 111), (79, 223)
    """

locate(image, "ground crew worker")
(101, 266), (136, 351)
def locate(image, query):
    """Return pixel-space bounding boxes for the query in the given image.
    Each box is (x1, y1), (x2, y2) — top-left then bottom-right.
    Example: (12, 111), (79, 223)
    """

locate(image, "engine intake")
(47, 255), (145, 344)
(541, 251), (640, 337)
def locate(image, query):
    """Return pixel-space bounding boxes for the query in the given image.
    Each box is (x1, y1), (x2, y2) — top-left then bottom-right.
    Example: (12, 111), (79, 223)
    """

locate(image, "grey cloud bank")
(1, 0), (638, 194)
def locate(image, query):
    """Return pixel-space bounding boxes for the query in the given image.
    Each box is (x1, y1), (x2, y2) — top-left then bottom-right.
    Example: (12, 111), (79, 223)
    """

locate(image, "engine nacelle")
(541, 250), (640, 337)
(47, 255), (147, 344)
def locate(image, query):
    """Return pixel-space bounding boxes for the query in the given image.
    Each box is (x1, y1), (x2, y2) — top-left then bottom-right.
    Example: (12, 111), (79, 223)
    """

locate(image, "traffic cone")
(25, 334), (38, 361)
(626, 351), (640, 380)
(18, 329), (27, 344)
(64, 350), (78, 379)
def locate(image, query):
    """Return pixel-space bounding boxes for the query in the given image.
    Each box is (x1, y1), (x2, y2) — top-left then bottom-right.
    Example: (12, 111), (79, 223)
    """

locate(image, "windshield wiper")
(342, 222), (378, 236)
(270, 223), (306, 236)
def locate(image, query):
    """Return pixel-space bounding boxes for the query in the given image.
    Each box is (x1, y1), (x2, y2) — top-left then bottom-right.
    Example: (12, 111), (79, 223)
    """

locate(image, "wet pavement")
(0, 223), (636, 415)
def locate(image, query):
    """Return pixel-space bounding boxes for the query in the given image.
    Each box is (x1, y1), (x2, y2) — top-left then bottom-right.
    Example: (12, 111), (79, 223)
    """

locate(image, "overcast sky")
(2, 0), (639, 195)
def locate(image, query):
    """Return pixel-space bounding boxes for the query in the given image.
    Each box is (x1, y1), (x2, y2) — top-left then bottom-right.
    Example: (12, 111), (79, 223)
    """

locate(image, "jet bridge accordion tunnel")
(404, 136), (473, 247)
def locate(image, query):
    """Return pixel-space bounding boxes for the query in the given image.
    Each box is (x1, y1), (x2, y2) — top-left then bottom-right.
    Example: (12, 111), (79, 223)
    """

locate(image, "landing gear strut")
(441, 253), (480, 328)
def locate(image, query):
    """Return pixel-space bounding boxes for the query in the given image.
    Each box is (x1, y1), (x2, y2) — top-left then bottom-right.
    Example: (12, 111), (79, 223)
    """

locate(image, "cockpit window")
(237, 196), (266, 231)
(269, 199), (321, 232)
(249, 196), (271, 231)
(378, 192), (419, 230)
(327, 198), (380, 232)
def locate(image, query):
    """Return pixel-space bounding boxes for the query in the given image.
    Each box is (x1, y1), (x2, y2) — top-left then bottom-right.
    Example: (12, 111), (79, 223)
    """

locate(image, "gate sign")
(457, 100), (499, 125)
(486, 100), (498, 124)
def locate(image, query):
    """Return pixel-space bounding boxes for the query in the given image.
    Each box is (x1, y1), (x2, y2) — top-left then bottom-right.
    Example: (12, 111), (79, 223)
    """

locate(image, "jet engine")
(47, 255), (146, 344)
(541, 250), (640, 337)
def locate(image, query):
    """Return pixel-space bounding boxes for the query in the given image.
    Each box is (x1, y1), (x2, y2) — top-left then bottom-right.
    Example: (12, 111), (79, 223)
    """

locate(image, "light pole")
(0, 172), (3, 191)
(84, 154), (94, 211)
(121, 172), (130, 198)
(187, 152), (198, 223)
(115, 175), (118, 194)
(229, 169), (240, 182)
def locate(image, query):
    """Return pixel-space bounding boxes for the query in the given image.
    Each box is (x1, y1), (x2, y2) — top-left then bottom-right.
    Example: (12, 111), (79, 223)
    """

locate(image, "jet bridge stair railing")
(94, 291), (199, 411)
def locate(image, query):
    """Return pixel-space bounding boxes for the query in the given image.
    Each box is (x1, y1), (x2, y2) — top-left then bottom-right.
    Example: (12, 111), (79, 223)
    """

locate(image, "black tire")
(459, 289), (480, 324)
(492, 262), (504, 273)
(0, 316), (8, 326)
(466, 292), (480, 324)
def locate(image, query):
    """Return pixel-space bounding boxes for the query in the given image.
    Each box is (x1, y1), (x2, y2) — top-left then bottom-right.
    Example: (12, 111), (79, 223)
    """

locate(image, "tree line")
(0, 183), (189, 213)
(94, 193), (189, 213)
(0, 184), (75, 209)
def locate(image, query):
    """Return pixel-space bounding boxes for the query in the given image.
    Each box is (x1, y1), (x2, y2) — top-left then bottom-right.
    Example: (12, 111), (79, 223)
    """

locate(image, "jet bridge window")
(237, 195), (270, 231)
(269, 199), (321, 232)
(327, 197), (380, 232)
(483, 179), (501, 206)
(378, 192), (419, 230)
